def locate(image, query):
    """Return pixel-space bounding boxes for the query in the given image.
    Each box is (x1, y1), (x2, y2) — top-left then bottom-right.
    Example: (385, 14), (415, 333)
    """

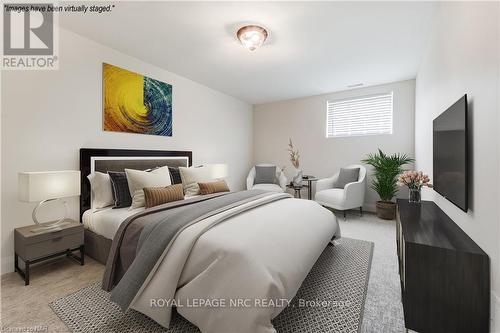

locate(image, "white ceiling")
(60, 1), (436, 104)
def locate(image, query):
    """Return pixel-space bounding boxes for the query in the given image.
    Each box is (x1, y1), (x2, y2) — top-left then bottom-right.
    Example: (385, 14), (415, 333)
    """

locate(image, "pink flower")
(398, 170), (432, 189)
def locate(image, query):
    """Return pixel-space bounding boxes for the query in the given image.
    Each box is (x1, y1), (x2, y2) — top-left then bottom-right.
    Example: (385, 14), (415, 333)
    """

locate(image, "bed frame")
(79, 148), (193, 264)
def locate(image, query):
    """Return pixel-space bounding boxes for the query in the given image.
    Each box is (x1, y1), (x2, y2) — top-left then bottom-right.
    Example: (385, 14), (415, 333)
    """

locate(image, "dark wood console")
(396, 199), (490, 333)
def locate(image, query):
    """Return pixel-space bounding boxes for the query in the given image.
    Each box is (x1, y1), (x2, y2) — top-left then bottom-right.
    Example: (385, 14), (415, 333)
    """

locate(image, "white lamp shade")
(209, 164), (228, 179)
(18, 171), (81, 202)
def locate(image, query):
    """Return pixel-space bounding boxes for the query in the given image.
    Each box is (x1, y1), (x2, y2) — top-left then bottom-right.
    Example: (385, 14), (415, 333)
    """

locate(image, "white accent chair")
(314, 164), (367, 219)
(246, 165), (287, 193)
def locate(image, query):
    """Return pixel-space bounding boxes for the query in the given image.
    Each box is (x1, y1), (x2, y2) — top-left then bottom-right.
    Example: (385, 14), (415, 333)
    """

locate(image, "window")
(326, 92), (393, 138)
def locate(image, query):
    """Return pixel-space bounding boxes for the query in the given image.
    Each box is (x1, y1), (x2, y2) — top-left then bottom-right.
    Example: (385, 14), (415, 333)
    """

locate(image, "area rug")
(50, 237), (373, 333)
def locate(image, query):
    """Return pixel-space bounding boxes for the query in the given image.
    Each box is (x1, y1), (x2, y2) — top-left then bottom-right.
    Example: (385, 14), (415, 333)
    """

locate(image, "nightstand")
(14, 219), (84, 285)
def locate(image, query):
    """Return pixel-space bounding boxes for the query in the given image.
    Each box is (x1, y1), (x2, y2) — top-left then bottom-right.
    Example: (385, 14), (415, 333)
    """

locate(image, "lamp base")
(30, 198), (69, 233)
(30, 221), (71, 233)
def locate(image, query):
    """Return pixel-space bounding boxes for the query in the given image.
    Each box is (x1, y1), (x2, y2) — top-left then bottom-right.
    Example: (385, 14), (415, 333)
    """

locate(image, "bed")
(80, 148), (340, 333)
(80, 148), (192, 263)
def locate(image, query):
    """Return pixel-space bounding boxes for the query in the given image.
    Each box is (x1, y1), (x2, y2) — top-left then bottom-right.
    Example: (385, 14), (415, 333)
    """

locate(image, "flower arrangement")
(398, 171), (432, 203)
(287, 138), (300, 169)
(397, 171), (432, 189)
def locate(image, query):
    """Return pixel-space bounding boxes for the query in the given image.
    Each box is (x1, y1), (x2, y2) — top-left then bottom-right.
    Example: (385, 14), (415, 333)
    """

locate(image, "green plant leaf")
(361, 149), (414, 201)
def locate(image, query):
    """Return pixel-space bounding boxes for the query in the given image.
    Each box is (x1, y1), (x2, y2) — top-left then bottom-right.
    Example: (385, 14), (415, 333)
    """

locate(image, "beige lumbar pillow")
(125, 166), (171, 209)
(179, 166), (224, 197)
(198, 180), (230, 195)
(144, 184), (184, 208)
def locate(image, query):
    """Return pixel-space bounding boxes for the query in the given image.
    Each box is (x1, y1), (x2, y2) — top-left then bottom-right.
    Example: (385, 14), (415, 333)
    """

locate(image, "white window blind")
(326, 92), (393, 138)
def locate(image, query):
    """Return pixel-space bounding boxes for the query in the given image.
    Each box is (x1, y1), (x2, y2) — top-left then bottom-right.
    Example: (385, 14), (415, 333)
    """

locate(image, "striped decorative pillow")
(198, 180), (230, 195)
(143, 184), (184, 208)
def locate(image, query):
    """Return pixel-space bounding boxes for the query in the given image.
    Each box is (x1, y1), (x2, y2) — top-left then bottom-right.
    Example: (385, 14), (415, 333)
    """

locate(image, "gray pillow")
(254, 166), (277, 185)
(334, 168), (360, 189)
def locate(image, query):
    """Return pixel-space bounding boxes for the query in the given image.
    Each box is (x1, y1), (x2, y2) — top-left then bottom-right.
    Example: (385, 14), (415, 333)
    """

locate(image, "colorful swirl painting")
(103, 63), (173, 136)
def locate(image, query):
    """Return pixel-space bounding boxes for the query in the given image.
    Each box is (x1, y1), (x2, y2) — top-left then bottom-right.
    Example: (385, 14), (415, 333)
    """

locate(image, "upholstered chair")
(314, 164), (366, 219)
(246, 164), (287, 193)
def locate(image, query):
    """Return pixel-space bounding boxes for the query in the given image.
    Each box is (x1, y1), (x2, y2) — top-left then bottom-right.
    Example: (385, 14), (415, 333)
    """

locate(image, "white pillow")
(179, 166), (224, 197)
(130, 189), (146, 209)
(87, 172), (114, 211)
(125, 166), (171, 208)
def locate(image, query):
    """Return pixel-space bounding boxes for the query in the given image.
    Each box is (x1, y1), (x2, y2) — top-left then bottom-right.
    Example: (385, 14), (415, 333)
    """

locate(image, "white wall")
(414, 2), (500, 329)
(498, 3), (500, 330)
(1, 28), (253, 274)
(253, 80), (415, 210)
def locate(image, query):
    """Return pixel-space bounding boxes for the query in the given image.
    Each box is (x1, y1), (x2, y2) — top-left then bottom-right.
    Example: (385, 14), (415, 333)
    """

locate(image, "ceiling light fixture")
(237, 25), (268, 51)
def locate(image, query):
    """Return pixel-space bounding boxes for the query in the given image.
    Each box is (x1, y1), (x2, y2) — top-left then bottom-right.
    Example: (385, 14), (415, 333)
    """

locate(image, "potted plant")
(362, 149), (414, 220)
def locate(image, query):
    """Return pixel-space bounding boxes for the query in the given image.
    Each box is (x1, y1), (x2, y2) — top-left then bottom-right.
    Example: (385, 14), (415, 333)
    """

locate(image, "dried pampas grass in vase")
(288, 139), (302, 187)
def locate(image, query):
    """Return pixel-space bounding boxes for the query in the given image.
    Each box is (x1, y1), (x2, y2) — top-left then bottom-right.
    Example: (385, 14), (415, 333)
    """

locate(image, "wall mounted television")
(433, 94), (468, 212)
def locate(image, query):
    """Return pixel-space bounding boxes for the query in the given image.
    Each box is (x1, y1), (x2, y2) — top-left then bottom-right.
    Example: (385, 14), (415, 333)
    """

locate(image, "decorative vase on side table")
(287, 138), (302, 188)
(292, 168), (303, 188)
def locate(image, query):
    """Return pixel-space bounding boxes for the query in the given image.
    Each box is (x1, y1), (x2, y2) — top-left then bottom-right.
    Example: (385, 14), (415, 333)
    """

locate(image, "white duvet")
(130, 194), (340, 333)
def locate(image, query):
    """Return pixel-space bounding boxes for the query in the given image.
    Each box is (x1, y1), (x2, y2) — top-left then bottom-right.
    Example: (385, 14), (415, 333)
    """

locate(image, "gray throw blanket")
(102, 193), (230, 291)
(109, 190), (274, 311)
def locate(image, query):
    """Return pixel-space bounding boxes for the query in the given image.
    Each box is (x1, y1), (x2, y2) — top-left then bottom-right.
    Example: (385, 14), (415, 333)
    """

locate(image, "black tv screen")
(433, 94), (468, 212)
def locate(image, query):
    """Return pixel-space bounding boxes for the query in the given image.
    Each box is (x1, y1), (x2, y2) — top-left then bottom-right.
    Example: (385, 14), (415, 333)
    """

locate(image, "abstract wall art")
(103, 63), (173, 136)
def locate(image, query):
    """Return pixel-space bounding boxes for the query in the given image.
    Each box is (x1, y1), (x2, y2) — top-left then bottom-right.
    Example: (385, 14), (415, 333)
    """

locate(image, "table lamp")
(18, 171), (80, 231)
(210, 163), (229, 179)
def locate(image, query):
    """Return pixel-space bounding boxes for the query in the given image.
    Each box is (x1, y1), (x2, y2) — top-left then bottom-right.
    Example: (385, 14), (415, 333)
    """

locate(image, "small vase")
(292, 168), (303, 187)
(409, 187), (421, 203)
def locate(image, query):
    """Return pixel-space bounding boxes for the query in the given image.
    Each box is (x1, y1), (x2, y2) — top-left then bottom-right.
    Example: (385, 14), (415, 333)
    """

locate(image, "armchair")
(314, 164), (366, 219)
(246, 164), (287, 193)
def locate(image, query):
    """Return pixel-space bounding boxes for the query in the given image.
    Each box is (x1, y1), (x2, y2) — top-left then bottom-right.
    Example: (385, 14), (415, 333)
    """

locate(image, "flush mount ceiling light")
(237, 25), (268, 51)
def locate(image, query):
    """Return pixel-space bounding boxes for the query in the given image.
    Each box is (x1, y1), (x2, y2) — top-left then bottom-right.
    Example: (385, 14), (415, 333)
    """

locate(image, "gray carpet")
(338, 212), (406, 333)
(50, 237), (373, 333)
